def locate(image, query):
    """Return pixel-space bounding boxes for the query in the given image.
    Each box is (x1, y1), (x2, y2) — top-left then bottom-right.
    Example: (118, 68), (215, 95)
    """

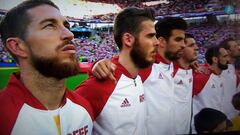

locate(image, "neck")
(20, 64), (66, 110)
(208, 64), (222, 75)
(158, 47), (171, 63)
(177, 58), (191, 69)
(229, 57), (235, 65)
(119, 52), (139, 78)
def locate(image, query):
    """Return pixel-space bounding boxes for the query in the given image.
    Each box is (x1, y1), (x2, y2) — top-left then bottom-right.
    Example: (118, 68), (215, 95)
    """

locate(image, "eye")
(65, 24), (70, 30)
(44, 23), (56, 29)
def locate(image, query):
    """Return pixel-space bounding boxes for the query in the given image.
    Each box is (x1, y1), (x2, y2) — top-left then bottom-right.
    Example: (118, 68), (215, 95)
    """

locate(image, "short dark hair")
(155, 17), (187, 40)
(113, 7), (154, 50)
(185, 33), (194, 39)
(194, 108), (230, 133)
(234, 57), (240, 70)
(232, 92), (240, 110)
(205, 46), (221, 65)
(0, 0), (59, 63)
(219, 37), (236, 50)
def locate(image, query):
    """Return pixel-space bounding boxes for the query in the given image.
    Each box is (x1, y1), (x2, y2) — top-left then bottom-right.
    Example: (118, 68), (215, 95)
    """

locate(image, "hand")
(92, 59), (117, 82)
(191, 62), (210, 74)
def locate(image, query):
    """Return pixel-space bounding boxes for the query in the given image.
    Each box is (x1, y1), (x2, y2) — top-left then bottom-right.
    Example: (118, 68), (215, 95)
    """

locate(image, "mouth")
(151, 49), (158, 56)
(61, 44), (76, 54)
(178, 50), (184, 55)
(193, 52), (197, 56)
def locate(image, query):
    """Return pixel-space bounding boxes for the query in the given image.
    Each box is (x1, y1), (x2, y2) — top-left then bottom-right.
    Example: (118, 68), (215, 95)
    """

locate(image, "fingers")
(92, 63), (109, 79)
(92, 59), (116, 81)
(106, 61), (116, 82)
(110, 63), (117, 72)
(109, 73), (117, 83)
(93, 70), (104, 80)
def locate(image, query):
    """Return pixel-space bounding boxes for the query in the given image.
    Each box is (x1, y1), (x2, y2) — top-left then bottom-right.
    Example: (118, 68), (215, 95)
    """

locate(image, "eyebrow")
(175, 37), (184, 40)
(147, 32), (156, 37)
(39, 18), (69, 26)
(187, 43), (195, 47)
(39, 18), (57, 25)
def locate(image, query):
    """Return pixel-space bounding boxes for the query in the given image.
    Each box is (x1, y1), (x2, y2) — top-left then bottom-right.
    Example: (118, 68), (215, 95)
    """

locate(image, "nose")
(61, 26), (74, 41)
(195, 44), (199, 51)
(180, 41), (186, 49)
(154, 36), (160, 47)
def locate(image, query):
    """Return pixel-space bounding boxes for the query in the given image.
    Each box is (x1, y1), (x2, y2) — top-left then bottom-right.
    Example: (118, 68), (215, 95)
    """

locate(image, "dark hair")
(194, 108), (229, 133)
(205, 46), (221, 65)
(232, 92), (240, 110)
(0, 0), (59, 63)
(235, 57), (240, 70)
(219, 37), (236, 50)
(113, 7), (154, 50)
(155, 17), (187, 40)
(185, 33), (194, 39)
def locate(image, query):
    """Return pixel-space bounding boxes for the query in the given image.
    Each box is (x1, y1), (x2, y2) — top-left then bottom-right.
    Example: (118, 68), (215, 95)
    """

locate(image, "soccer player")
(91, 17), (187, 135)
(0, 0), (93, 135)
(75, 7), (159, 135)
(173, 33), (199, 134)
(192, 46), (229, 132)
(220, 38), (240, 119)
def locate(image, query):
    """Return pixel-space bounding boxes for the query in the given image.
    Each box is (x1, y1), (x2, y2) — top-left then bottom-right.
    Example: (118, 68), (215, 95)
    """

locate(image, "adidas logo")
(211, 84), (216, 88)
(177, 80), (183, 85)
(158, 73), (163, 79)
(120, 98), (131, 107)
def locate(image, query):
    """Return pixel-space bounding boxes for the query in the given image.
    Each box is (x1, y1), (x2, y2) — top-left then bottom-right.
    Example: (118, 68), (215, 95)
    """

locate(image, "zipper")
(133, 79), (137, 86)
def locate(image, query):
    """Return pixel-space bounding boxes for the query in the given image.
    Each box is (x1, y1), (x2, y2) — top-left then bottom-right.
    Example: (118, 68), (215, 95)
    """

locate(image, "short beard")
(164, 51), (181, 61)
(187, 57), (197, 64)
(218, 62), (228, 70)
(31, 54), (80, 80)
(130, 40), (153, 69)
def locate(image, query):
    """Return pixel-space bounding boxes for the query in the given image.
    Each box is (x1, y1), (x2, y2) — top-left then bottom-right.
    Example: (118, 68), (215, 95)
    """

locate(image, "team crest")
(189, 78), (192, 83)
(220, 83), (223, 87)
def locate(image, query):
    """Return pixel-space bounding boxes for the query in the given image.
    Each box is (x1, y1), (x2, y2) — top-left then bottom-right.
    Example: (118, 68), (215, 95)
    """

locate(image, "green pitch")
(0, 67), (88, 91)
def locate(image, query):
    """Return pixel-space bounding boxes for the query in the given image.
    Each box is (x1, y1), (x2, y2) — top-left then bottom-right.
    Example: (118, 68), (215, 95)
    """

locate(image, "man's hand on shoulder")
(92, 59), (117, 82)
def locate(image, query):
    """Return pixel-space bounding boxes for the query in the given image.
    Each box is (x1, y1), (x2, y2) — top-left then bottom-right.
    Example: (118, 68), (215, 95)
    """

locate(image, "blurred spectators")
(1, 22), (240, 64)
(0, 37), (15, 63)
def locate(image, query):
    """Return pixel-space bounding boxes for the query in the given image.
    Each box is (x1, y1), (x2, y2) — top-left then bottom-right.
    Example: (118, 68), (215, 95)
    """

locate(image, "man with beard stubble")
(0, 0), (93, 135)
(172, 33), (199, 134)
(220, 38), (240, 119)
(192, 46), (229, 133)
(90, 17), (187, 135)
(75, 7), (159, 135)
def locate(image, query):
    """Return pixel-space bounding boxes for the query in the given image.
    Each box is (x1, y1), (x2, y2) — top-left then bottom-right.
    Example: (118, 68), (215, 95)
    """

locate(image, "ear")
(122, 33), (135, 48)
(226, 49), (231, 55)
(6, 38), (28, 58)
(158, 37), (166, 48)
(212, 56), (218, 64)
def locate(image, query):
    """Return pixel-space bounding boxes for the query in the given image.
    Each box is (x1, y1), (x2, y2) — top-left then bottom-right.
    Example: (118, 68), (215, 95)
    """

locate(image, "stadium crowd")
(1, 21), (240, 64)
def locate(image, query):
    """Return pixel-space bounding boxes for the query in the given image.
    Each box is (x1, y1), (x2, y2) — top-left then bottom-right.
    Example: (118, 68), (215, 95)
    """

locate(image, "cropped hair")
(113, 7), (155, 50)
(205, 46), (221, 65)
(232, 92), (240, 110)
(194, 108), (230, 133)
(185, 33), (194, 39)
(219, 37), (236, 50)
(155, 17), (187, 40)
